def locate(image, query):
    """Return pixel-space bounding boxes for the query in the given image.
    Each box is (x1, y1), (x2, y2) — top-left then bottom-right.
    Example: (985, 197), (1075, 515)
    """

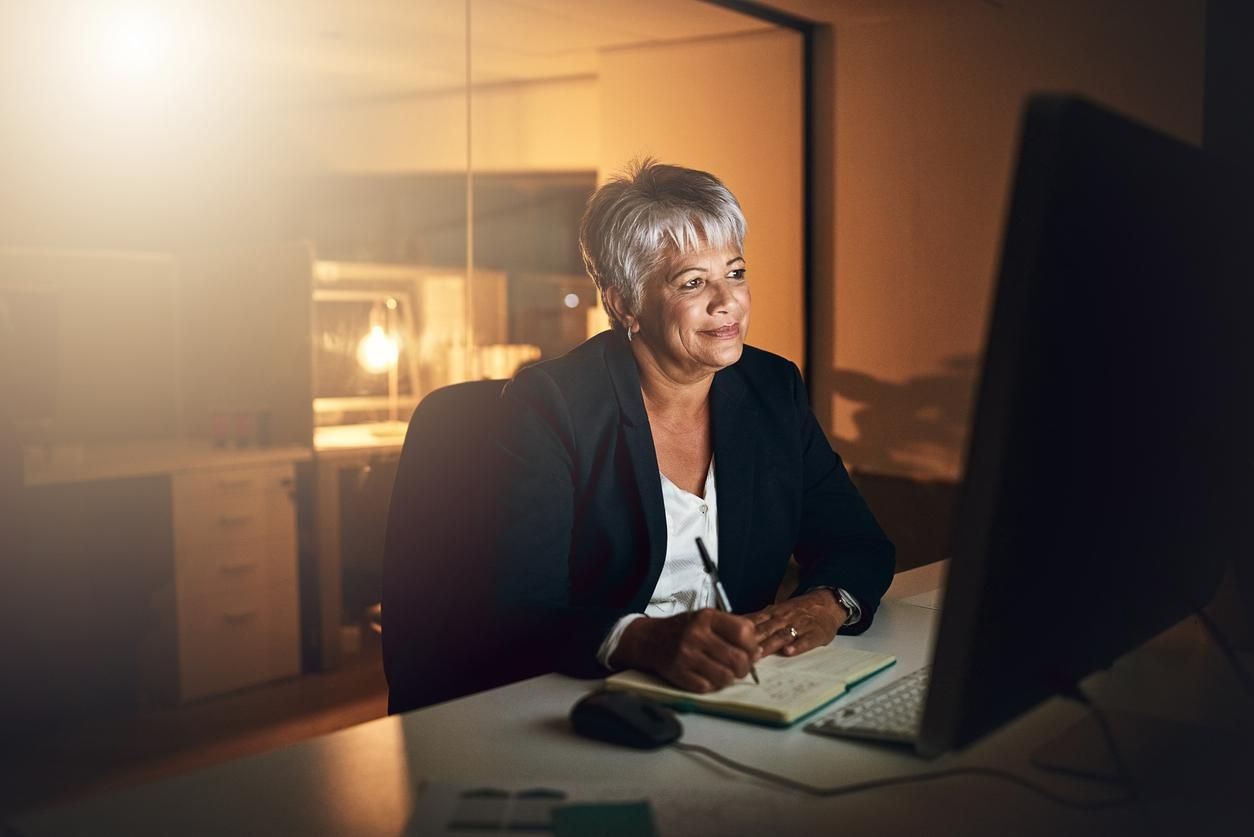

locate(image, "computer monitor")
(915, 95), (1251, 757)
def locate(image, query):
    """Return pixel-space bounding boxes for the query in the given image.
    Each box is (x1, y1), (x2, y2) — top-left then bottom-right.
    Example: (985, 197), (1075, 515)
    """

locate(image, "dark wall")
(850, 471), (958, 574)
(1203, 0), (1254, 645)
(1, 477), (174, 736)
(1204, 0), (1254, 174)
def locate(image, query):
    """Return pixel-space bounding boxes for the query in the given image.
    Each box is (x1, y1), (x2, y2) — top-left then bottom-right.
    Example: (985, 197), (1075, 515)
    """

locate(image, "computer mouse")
(569, 690), (683, 750)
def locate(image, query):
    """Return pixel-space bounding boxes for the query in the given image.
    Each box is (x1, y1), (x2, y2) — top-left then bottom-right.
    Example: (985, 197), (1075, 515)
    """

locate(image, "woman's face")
(635, 243), (750, 381)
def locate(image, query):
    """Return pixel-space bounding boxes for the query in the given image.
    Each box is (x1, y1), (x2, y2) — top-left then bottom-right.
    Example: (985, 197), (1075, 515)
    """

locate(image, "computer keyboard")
(805, 666), (930, 744)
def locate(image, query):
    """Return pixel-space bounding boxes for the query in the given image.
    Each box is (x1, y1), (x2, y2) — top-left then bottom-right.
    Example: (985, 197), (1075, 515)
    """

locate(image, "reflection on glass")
(312, 261), (554, 429)
(298, 172), (596, 382)
(313, 288), (417, 426)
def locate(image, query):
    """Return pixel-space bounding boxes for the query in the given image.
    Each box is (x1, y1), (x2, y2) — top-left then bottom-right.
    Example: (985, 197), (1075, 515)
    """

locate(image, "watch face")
(836, 590), (859, 624)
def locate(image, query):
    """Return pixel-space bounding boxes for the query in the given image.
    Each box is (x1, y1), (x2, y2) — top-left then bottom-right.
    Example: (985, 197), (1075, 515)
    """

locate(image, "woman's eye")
(682, 277), (705, 290)
(728, 269), (747, 280)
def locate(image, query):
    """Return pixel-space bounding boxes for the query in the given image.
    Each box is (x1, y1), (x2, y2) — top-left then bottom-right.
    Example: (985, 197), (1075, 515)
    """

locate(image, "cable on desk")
(1025, 602), (1254, 802)
(1033, 686), (1139, 800)
(1195, 606), (1254, 702)
(670, 741), (1136, 809)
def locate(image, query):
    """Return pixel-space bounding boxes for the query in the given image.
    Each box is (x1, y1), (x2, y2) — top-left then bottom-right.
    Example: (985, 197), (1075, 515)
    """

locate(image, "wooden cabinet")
(15, 442), (311, 715)
(168, 462), (301, 702)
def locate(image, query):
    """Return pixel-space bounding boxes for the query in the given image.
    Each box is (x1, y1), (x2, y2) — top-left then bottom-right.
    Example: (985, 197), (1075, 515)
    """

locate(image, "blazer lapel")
(710, 366), (757, 605)
(604, 336), (668, 596)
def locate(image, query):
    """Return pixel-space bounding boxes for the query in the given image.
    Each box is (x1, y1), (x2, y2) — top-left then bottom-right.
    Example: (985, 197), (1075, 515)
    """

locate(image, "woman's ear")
(602, 286), (635, 334)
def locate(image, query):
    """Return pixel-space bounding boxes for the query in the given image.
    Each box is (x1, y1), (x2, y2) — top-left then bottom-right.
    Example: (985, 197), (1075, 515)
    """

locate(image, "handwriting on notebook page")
(724, 670), (830, 704)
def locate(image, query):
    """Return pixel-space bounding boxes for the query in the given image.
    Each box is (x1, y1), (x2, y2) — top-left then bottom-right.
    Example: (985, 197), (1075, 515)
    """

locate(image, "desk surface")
(23, 439), (312, 486)
(314, 421), (409, 455)
(12, 564), (1252, 836)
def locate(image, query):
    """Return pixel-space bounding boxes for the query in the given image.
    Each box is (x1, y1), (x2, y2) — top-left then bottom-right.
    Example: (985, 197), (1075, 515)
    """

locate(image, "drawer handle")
(220, 561), (258, 574)
(216, 479), (253, 490)
(218, 515), (255, 527)
(222, 610), (258, 624)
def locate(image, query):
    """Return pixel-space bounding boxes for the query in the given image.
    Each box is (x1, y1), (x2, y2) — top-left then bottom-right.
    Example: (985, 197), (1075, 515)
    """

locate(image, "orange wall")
(798, 0), (1205, 479)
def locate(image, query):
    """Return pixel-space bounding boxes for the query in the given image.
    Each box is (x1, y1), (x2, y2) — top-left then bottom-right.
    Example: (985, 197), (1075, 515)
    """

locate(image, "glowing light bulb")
(563, 293), (580, 309)
(357, 325), (399, 374)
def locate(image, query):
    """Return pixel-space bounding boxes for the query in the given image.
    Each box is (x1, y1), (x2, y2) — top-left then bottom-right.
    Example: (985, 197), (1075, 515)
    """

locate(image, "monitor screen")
(917, 95), (1250, 756)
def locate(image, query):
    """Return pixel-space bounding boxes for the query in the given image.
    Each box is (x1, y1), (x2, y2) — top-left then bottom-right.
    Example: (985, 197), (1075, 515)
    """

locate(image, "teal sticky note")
(550, 801), (658, 837)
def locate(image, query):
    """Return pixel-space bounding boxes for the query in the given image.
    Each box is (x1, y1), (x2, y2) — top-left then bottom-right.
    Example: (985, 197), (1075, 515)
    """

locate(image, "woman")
(494, 160), (894, 693)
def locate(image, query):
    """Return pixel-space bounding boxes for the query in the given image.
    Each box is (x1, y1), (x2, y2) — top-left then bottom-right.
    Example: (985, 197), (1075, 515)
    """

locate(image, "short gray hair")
(579, 158), (747, 329)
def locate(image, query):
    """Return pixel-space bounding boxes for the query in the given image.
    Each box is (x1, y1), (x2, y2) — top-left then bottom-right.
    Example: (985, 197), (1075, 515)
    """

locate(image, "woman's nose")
(708, 281), (738, 314)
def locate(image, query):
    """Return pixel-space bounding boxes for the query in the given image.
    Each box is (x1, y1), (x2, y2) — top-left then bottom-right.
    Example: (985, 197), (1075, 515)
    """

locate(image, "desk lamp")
(356, 297), (401, 422)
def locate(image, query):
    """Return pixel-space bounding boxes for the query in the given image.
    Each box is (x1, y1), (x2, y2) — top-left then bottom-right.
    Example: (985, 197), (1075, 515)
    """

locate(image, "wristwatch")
(809, 586), (862, 627)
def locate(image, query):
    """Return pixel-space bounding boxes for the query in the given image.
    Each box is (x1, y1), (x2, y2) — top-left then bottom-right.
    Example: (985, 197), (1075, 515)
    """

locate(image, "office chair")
(381, 379), (549, 714)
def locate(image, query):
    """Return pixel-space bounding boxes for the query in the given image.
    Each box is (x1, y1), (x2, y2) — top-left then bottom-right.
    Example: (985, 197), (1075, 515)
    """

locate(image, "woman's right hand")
(609, 610), (760, 693)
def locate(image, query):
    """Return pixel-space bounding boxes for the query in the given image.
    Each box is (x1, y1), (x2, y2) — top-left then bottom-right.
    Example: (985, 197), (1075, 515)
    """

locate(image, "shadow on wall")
(817, 356), (980, 573)
(822, 355), (979, 481)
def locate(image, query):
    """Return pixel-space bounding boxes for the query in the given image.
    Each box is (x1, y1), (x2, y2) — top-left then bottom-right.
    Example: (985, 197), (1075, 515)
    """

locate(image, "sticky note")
(551, 801), (658, 837)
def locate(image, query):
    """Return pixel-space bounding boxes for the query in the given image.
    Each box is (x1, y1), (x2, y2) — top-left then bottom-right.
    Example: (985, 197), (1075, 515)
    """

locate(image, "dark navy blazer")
(493, 331), (895, 678)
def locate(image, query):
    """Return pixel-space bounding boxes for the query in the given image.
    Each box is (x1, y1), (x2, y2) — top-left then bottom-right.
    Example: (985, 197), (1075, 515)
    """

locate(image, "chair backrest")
(381, 379), (547, 713)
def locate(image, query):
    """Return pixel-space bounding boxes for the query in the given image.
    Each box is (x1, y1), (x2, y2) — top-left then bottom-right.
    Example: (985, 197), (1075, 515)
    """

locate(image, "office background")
(1, 0), (1249, 819)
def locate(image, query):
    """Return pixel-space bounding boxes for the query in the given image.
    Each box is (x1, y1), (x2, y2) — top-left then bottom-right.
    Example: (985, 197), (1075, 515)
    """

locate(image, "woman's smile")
(700, 323), (741, 339)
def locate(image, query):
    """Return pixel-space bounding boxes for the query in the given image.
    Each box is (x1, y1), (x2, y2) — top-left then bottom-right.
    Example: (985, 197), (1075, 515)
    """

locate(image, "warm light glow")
(563, 293), (580, 309)
(356, 325), (399, 374)
(95, 7), (172, 80)
(72, 2), (209, 107)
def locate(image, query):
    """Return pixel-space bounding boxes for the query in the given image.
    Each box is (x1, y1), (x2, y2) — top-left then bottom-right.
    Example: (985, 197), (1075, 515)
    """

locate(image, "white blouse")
(595, 457), (720, 668)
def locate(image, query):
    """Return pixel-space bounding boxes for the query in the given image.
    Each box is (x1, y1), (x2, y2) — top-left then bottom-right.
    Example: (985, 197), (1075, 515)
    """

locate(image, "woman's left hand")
(746, 590), (849, 658)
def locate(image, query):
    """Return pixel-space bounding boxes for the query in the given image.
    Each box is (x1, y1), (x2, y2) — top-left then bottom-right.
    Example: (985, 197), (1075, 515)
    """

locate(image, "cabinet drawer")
(173, 485), (295, 551)
(175, 534), (297, 599)
(177, 582), (300, 702)
(173, 464), (293, 508)
(174, 492), (270, 549)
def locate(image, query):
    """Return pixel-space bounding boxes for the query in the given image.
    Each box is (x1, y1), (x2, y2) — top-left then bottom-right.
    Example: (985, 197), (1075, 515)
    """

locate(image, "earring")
(626, 327), (633, 343)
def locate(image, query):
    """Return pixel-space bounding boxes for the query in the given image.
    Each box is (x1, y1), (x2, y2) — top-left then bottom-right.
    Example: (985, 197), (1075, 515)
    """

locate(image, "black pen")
(695, 536), (760, 685)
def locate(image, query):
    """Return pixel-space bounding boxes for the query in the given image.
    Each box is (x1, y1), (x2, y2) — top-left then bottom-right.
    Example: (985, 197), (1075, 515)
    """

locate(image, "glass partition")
(0, 1), (805, 680)
(289, 1), (804, 435)
(0, 0), (800, 443)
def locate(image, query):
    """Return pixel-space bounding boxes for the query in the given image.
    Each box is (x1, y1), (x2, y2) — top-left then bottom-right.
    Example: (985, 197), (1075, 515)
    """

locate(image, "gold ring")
(787, 625), (799, 640)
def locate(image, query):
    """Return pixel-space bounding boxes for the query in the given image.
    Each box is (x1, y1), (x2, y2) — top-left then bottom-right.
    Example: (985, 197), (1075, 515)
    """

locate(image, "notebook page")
(606, 646), (895, 720)
(754, 646), (894, 685)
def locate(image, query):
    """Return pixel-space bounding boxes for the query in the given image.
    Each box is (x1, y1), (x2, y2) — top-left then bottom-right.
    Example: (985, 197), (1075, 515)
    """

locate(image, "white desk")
(22, 439), (312, 487)
(11, 565), (1253, 836)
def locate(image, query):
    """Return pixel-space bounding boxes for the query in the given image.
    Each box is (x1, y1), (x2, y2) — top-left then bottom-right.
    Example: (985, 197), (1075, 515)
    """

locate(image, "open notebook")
(604, 646), (896, 727)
